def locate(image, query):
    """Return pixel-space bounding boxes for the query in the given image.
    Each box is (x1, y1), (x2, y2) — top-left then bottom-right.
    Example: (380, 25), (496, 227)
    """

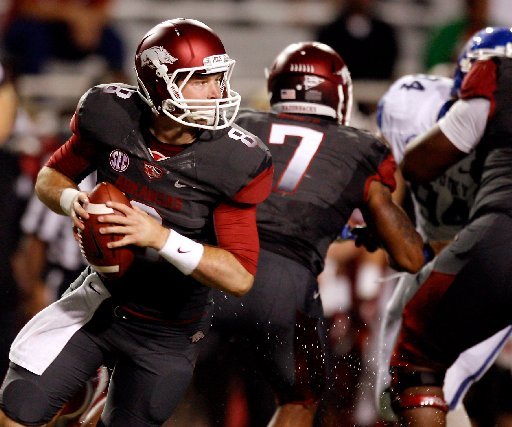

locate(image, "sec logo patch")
(109, 150), (130, 172)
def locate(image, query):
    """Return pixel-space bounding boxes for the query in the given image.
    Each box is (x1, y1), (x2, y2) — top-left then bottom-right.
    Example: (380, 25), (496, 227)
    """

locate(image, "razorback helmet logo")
(139, 46), (178, 78)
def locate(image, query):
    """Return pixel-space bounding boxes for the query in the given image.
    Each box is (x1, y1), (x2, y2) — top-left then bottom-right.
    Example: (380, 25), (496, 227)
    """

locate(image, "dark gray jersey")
(460, 58), (512, 219)
(48, 85), (273, 320)
(236, 109), (396, 276)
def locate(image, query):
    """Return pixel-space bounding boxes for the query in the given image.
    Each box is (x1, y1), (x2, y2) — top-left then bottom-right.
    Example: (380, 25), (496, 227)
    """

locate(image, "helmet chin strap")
(136, 75), (160, 116)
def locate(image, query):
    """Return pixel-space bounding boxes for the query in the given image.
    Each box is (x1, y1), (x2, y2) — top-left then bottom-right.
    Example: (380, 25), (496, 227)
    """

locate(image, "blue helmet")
(452, 26), (512, 97)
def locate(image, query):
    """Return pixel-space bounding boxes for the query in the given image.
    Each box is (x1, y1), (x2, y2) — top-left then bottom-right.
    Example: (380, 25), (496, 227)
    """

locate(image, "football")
(79, 182), (135, 279)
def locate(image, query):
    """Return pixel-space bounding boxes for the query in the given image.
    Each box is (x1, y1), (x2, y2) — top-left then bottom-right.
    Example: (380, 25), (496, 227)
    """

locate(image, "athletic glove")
(340, 224), (381, 252)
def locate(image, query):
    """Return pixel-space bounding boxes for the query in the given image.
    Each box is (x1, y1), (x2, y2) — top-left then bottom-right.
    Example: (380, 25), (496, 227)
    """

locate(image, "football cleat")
(54, 366), (109, 426)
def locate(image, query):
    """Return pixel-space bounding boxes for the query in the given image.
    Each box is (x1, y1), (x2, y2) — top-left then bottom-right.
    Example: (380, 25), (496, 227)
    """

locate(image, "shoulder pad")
(195, 123), (272, 203)
(378, 74), (453, 162)
(76, 84), (142, 140)
(460, 59), (497, 102)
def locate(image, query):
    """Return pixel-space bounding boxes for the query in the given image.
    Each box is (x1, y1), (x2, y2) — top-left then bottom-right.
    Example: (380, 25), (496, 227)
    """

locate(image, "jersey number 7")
(269, 124), (324, 193)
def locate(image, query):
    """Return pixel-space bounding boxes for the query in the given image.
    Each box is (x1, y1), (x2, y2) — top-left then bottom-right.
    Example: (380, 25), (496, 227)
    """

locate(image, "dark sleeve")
(232, 164), (274, 205)
(45, 112), (97, 183)
(213, 201), (259, 275)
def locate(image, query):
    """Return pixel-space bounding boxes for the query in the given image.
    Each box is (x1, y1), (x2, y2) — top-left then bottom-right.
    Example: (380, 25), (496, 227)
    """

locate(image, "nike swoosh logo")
(174, 180), (187, 188)
(89, 282), (101, 294)
(177, 247), (191, 254)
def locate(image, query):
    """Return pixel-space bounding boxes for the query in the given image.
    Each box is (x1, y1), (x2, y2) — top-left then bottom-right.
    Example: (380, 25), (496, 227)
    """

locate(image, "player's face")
(181, 73), (224, 100)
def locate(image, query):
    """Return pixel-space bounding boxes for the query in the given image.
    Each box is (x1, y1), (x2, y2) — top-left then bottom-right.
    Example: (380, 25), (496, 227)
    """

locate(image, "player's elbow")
(229, 273), (254, 297)
(392, 248), (424, 273)
(402, 257), (424, 274)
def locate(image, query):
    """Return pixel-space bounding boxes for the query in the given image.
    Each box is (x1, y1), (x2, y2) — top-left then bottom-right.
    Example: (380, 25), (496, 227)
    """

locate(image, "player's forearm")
(35, 166), (79, 215)
(401, 125), (467, 183)
(191, 246), (254, 296)
(366, 182), (424, 273)
(155, 228), (254, 296)
(374, 203), (424, 273)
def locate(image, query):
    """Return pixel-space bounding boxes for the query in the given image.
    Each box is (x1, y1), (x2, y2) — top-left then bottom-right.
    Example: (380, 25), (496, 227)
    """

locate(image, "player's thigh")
(0, 329), (104, 425)
(398, 213), (512, 369)
(101, 351), (195, 426)
(253, 251), (326, 402)
(101, 310), (213, 426)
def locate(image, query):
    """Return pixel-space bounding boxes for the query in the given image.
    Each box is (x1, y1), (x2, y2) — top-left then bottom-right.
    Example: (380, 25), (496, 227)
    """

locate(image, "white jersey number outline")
(269, 123), (324, 193)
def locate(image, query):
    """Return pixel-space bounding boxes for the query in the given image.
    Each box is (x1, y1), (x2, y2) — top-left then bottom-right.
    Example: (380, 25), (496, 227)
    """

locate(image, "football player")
(377, 28), (512, 426)
(376, 72), (512, 426)
(0, 19), (273, 426)
(195, 41), (425, 427)
(389, 26), (512, 426)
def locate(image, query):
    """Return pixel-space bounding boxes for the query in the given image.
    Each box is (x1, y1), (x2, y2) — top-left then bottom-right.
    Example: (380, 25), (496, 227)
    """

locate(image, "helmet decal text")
(203, 54), (230, 67)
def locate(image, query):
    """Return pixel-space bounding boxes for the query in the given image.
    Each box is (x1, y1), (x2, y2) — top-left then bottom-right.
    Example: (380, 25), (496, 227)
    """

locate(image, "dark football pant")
(200, 249), (327, 408)
(392, 212), (512, 374)
(0, 299), (212, 426)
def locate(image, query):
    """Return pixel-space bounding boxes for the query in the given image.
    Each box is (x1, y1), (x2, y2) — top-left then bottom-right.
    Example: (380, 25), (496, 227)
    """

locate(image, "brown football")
(79, 182), (135, 279)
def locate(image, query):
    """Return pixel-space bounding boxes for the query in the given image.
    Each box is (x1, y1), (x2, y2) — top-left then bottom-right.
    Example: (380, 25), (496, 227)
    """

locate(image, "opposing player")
(0, 19), (273, 426)
(376, 29), (512, 423)
(375, 73), (464, 418)
(195, 41), (425, 427)
(389, 26), (512, 426)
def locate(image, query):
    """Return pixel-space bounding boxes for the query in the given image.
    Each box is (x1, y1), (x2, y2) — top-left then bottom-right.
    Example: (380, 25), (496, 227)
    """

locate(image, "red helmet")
(135, 18), (241, 130)
(267, 42), (352, 125)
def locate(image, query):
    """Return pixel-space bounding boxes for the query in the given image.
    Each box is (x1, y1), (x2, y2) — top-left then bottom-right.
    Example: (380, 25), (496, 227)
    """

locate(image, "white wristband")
(59, 188), (80, 216)
(158, 230), (204, 275)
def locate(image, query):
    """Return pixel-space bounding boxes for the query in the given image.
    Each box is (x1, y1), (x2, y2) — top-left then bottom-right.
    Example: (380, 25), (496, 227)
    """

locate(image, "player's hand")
(97, 201), (169, 250)
(340, 224), (381, 252)
(70, 191), (90, 231)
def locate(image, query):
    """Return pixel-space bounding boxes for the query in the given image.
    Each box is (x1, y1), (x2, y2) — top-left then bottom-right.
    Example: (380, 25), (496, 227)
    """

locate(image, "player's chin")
(190, 118), (210, 126)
